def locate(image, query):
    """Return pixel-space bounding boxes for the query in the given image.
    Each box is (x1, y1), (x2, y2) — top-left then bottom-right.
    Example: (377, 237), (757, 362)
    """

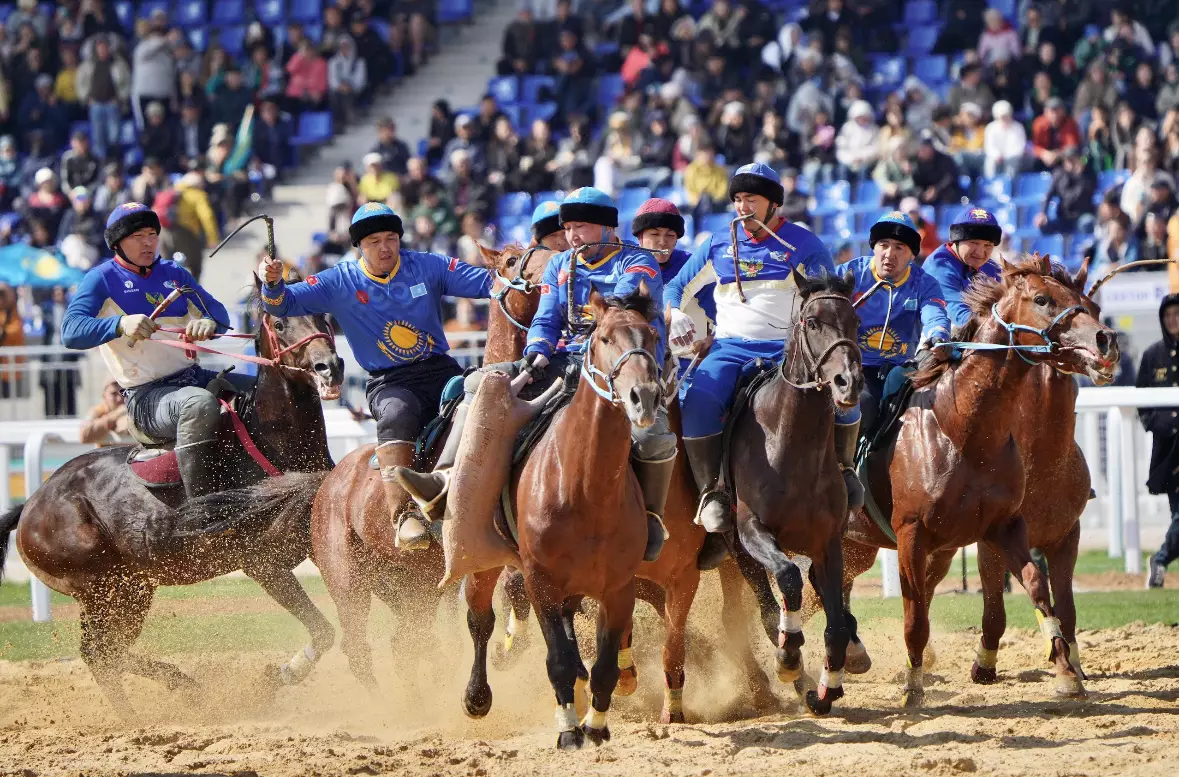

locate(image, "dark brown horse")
(838, 255), (1116, 707)
(308, 244), (543, 689)
(0, 273), (343, 717)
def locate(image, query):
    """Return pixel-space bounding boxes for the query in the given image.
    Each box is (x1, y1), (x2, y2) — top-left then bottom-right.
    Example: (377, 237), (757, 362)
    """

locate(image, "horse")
(308, 243), (543, 689)
(834, 254), (1117, 707)
(0, 272), (344, 717)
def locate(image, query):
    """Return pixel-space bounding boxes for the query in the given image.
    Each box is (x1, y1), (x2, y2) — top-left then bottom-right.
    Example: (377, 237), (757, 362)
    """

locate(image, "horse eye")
(807, 317), (819, 330)
(1034, 295), (1049, 307)
(272, 320), (285, 332)
(600, 335), (611, 345)
(506, 257), (516, 267)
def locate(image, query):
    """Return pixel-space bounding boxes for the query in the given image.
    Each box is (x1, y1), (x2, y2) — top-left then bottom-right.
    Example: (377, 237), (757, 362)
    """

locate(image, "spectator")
(39, 285), (79, 418)
(803, 108), (838, 182)
(425, 99), (454, 166)
(0, 136), (20, 210)
(284, 38), (328, 112)
(472, 94), (505, 146)
(409, 182), (458, 240)
(698, 0), (746, 52)
(947, 63), (995, 117)
(902, 77), (938, 133)
(140, 101), (175, 170)
(0, 283), (24, 396)
(55, 44), (81, 116)
(1074, 61), (1118, 117)
(835, 100), (880, 180)
(1073, 23), (1105, 71)
(172, 32), (201, 83)
(486, 115), (521, 191)
(1025, 69), (1055, 120)
(1112, 102), (1141, 170)
(251, 100), (291, 176)
(983, 100), (1026, 177)
(1031, 96), (1081, 170)
(24, 218), (54, 248)
(80, 380), (130, 446)
(19, 131), (56, 197)
(443, 114), (486, 178)
(873, 136), (916, 207)
(753, 110), (792, 168)
(912, 133), (963, 205)
(1126, 62), (1159, 122)
(76, 34), (130, 162)
(370, 117), (410, 176)
(1141, 211), (1169, 261)
(1103, 8), (1153, 54)
(325, 163), (356, 234)
(92, 162), (129, 215)
(978, 8), (1021, 66)
(1093, 211), (1138, 271)
(409, 212), (452, 254)
(26, 168), (66, 234)
(1086, 104), (1116, 171)
(131, 9), (176, 128)
(1163, 124), (1179, 180)
(20, 73), (68, 152)
(554, 50), (597, 126)
(683, 143), (728, 217)
(243, 44), (283, 102)
(779, 167), (809, 225)
(456, 211), (492, 266)
(514, 119), (557, 194)
(1138, 294), (1179, 588)
(321, 5), (349, 54)
(498, 7), (541, 75)
(348, 16), (391, 102)
(328, 36), (368, 128)
(357, 152), (398, 204)
(177, 99), (213, 171)
(900, 196), (940, 260)
(934, 0), (985, 55)
(1143, 179), (1178, 233)
(446, 149), (493, 222)
(177, 69), (209, 120)
(56, 186), (103, 256)
(397, 156), (441, 211)
(1159, 65), (1179, 119)
(988, 52), (1025, 110)
(212, 63), (257, 131)
(1122, 149), (1176, 226)
(158, 170), (220, 281)
(60, 130), (100, 193)
(205, 130), (251, 222)
(803, 0), (851, 54)
(1035, 148), (1096, 235)
(950, 102), (986, 177)
(7, 0), (46, 39)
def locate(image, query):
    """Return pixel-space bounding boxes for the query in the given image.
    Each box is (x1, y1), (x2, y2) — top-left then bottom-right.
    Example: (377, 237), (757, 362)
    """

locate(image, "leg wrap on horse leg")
(554, 702), (579, 732)
(819, 665), (845, 690)
(1036, 610), (1065, 661)
(582, 706), (608, 731)
(279, 644), (319, 685)
(975, 638), (999, 669)
(617, 647), (634, 672)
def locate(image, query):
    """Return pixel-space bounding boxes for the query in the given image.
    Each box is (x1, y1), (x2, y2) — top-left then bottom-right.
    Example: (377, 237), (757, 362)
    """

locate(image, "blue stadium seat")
(822, 211), (854, 237)
(528, 102), (558, 125)
(989, 204), (1016, 228)
(211, 0), (244, 25)
(521, 75), (556, 105)
(1097, 169), (1129, 194)
(304, 22), (323, 43)
(1014, 172), (1053, 202)
(438, 0), (473, 23)
(988, 0), (1016, 20)
(854, 179), (880, 205)
(119, 120), (136, 146)
(498, 191), (532, 219)
(71, 120), (92, 141)
(618, 210), (638, 236)
(904, 0), (937, 25)
(501, 104), (523, 130)
(907, 25), (940, 55)
(188, 26), (208, 51)
(680, 214), (695, 240)
(978, 176), (1012, 201)
(503, 221), (531, 246)
(871, 56), (906, 88)
(370, 18), (391, 42)
(700, 213), (732, 236)
(1016, 204), (1040, 229)
(257, 0), (286, 26)
(124, 146), (144, 171)
(913, 55), (947, 85)
(218, 25), (246, 56)
(289, 0), (322, 23)
(487, 76), (519, 105)
(1031, 233), (1064, 260)
(617, 187), (651, 212)
(534, 190), (564, 206)
(812, 181), (851, 215)
(0, 6), (12, 23)
(290, 111), (333, 146)
(114, 1), (133, 29)
(653, 185), (685, 206)
(139, 0), (170, 19)
(598, 74), (625, 110)
(176, 0), (207, 27)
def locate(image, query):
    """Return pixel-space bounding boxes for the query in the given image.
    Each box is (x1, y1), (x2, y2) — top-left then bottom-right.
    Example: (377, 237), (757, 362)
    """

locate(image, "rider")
(846, 212), (951, 435)
(258, 202), (493, 551)
(61, 202), (250, 499)
(530, 199), (570, 254)
(631, 197), (716, 374)
(400, 187), (676, 563)
(922, 205), (1003, 328)
(665, 162), (861, 535)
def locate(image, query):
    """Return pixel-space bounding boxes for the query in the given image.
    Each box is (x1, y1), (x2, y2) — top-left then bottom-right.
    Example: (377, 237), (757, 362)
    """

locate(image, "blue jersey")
(847, 254), (950, 368)
(62, 257), (230, 388)
(666, 218), (835, 341)
(662, 247), (716, 329)
(922, 243), (1002, 327)
(261, 251), (492, 373)
(525, 243), (666, 364)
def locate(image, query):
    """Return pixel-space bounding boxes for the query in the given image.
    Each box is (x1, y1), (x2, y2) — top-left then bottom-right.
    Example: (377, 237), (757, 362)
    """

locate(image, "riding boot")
(834, 421), (865, 511)
(632, 454), (675, 562)
(175, 439), (220, 500)
(696, 532), (730, 571)
(683, 433), (732, 533)
(376, 441), (431, 551)
(394, 401), (468, 520)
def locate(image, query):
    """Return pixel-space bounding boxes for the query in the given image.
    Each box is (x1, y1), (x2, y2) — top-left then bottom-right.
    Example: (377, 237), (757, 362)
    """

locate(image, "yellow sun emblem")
(379, 321), (433, 362)
(970, 208), (989, 219)
(860, 326), (905, 357)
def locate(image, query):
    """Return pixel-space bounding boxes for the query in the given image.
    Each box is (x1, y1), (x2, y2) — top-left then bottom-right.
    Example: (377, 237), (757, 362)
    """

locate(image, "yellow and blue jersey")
(846, 254), (950, 368)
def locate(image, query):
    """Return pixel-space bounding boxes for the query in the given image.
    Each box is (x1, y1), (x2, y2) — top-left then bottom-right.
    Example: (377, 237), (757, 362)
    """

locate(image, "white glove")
(118, 314), (159, 343)
(668, 308), (697, 352)
(185, 318), (217, 342)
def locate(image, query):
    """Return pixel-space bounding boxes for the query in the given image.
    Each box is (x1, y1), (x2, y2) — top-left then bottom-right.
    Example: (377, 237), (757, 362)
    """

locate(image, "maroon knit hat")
(631, 198), (685, 239)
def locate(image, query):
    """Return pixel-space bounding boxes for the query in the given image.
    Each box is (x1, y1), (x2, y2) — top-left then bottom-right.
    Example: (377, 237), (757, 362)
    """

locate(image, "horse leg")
(896, 524), (931, 709)
(735, 515), (806, 684)
(717, 556), (778, 712)
(731, 538), (780, 645)
(334, 571), (378, 691)
(245, 565), (335, 686)
(658, 572), (699, 724)
(561, 598), (590, 717)
(1044, 522), (1085, 679)
(971, 543), (1008, 685)
(492, 568), (532, 668)
(461, 568), (500, 718)
(528, 577), (585, 751)
(804, 535), (849, 716)
(841, 537), (879, 675)
(987, 516), (1085, 697)
(581, 582), (635, 745)
(615, 577), (664, 697)
(919, 548), (957, 671)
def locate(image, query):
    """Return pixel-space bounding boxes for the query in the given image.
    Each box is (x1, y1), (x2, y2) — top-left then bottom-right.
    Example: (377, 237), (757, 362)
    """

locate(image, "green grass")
(855, 549), (1150, 580)
(0, 576), (329, 609)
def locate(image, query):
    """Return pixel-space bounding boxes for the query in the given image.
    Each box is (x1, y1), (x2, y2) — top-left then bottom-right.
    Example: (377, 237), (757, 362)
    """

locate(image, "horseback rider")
(399, 187), (676, 563)
(531, 199), (570, 253)
(665, 162), (862, 535)
(631, 197), (716, 374)
(257, 202), (493, 551)
(846, 212), (951, 435)
(61, 202), (252, 499)
(922, 205), (1003, 328)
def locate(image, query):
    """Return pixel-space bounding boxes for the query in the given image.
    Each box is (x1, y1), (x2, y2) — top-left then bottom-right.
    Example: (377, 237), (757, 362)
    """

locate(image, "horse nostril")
(1095, 331), (1111, 356)
(630, 386), (642, 406)
(313, 361), (332, 375)
(833, 373), (848, 389)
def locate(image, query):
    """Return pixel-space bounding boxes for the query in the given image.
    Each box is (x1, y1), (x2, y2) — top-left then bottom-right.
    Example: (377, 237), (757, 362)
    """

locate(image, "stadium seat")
(903, 0), (937, 25)
(290, 111), (333, 146)
(988, 0), (1016, 20)
(521, 75), (556, 105)
(289, 0), (322, 23)
(812, 181), (851, 215)
(218, 26), (246, 57)
(503, 221), (531, 246)
(598, 74), (625, 110)
(370, 18), (391, 42)
(617, 187), (651, 212)
(871, 55), (906, 88)
(958, 174), (974, 199)
(653, 186), (685, 207)
(501, 104), (523, 130)
(978, 176), (1012, 201)
(700, 213), (732, 236)
(188, 26), (209, 51)
(822, 211), (854, 237)
(1098, 169), (1129, 194)
(257, 0), (285, 25)
(906, 24), (940, 55)
(0, 6), (12, 23)
(1014, 172), (1053, 203)
(176, 0), (207, 27)
(594, 41), (620, 60)
(139, 0), (170, 19)
(854, 179), (880, 205)
(913, 55), (948, 85)
(119, 120), (136, 146)
(487, 76), (519, 105)
(1031, 233), (1065, 259)
(498, 192), (532, 219)
(680, 214), (695, 240)
(304, 22), (323, 43)
(989, 204), (1016, 227)
(114, 1), (133, 29)
(533, 190), (564, 206)
(1016, 204), (1040, 229)
(528, 102), (558, 125)
(71, 121), (92, 141)
(438, 0), (473, 23)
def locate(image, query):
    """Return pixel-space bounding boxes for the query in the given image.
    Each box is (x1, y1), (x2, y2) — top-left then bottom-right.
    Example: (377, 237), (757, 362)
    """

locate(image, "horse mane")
(798, 269), (854, 299)
(909, 253), (1082, 389)
(602, 289), (661, 323)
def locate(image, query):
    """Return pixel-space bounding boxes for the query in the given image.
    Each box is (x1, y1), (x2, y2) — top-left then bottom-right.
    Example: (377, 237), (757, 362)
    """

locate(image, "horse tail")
(175, 472), (328, 538)
(0, 504), (24, 583)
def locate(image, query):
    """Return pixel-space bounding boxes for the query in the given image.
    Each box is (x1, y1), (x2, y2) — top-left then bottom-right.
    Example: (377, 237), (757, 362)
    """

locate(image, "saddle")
(716, 358), (781, 499)
(367, 370), (473, 473)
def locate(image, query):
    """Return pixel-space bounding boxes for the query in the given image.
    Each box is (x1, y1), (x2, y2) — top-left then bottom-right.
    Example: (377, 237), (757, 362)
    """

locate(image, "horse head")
(985, 253), (1118, 384)
(253, 268), (344, 399)
(480, 242), (546, 328)
(584, 283), (662, 428)
(788, 266), (864, 409)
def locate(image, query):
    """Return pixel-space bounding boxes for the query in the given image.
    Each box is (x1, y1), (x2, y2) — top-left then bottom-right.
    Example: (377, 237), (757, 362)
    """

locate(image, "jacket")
(75, 50), (132, 104)
(846, 254), (950, 367)
(1137, 294), (1179, 493)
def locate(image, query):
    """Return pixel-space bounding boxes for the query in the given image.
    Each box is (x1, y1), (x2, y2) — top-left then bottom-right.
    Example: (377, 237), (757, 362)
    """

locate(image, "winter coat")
(1137, 294), (1179, 494)
(75, 43), (131, 105)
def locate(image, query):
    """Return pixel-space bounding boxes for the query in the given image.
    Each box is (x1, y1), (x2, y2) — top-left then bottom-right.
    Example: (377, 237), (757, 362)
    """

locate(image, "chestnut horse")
(838, 255), (1116, 707)
(308, 244), (543, 688)
(0, 274), (343, 716)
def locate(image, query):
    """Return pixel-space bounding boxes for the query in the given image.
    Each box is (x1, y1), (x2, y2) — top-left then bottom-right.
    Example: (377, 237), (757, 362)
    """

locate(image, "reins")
(937, 302), (1085, 366)
(491, 245), (546, 331)
(779, 292), (861, 391)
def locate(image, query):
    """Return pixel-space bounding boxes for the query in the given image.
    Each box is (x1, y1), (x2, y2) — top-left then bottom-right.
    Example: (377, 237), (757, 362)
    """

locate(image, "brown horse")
(0, 274), (343, 716)
(308, 244), (543, 688)
(837, 255), (1116, 707)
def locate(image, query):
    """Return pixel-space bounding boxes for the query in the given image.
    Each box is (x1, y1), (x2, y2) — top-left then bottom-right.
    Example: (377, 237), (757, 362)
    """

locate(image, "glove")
(513, 353), (549, 383)
(668, 308), (696, 352)
(912, 339), (949, 371)
(185, 318), (218, 342)
(118, 313), (159, 343)
(257, 257), (284, 285)
(205, 367), (239, 398)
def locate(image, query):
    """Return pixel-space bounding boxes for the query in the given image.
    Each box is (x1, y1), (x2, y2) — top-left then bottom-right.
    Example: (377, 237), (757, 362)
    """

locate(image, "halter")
(490, 245), (545, 331)
(941, 302), (1085, 366)
(780, 293), (861, 391)
(579, 328), (661, 406)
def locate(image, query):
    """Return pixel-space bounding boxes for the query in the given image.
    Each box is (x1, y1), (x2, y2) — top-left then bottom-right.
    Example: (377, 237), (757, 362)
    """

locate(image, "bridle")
(780, 292), (861, 391)
(260, 312), (336, 370)
(941, 302), (1086, 366)
(490, 245), (545, 331)
(580, 324), (662, 406)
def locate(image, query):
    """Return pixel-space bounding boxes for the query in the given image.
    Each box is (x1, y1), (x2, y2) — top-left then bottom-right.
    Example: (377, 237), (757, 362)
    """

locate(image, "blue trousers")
(679, 337), (858, 438)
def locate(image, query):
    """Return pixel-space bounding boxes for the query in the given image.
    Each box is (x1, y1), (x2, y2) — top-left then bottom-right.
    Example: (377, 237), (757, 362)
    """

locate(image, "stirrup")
(693, 489), (732, 533)
(394, 467), (450, 519)
(395, 508), (432, 550)
(647, 510), (670, 541)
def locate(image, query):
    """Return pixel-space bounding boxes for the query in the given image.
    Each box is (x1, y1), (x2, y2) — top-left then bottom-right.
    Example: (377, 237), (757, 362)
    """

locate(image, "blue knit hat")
(949, 205), (1002, 245)
(531, 199), (563, 241)
(869, 211), (921, 256)
(727, 162), (784, 205)
(349, 202), (404, 246)
(559, 187), (618, 228)
(104, 201), (161, 252)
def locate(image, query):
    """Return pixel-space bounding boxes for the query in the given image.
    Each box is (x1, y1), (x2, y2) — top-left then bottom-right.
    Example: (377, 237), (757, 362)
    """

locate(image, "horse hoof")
(660, 708), (685, 725)
(581, 723), (611, 746)
(970, 661), (998, 685)
(1054, 675), (1087, 699)
(775, 649), (803, 683)
(615, 666), (638, 697)
(900, 687), (925, 709)
(845, 644), (873, 675)
(557, 728), (585, 751)
(462, 685), (493, 719)
(805, 685), (844, 716)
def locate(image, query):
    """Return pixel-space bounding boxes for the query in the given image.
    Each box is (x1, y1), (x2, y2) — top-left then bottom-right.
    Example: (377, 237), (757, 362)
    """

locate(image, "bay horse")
(308, 243), (543, 689)
(836, 254), (1116, 707)
(0, 272), (343, 717)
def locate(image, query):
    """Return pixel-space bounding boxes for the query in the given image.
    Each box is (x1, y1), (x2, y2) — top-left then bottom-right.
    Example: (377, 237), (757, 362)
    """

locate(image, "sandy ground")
(1, 580), (1178, 777)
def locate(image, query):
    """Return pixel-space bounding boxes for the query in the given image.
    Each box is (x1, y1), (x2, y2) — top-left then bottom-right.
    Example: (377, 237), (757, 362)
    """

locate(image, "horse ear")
(285, 265), (303, 283)
(842, 268), (854, 295)
(1036, 251), (1052, 275)
(636, 277), (651, 298)
(478, 243), (503, 271)
(586, 287), (608, 320)
(1074, 257), (1090, 292)
(792, 266), (810, 296)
